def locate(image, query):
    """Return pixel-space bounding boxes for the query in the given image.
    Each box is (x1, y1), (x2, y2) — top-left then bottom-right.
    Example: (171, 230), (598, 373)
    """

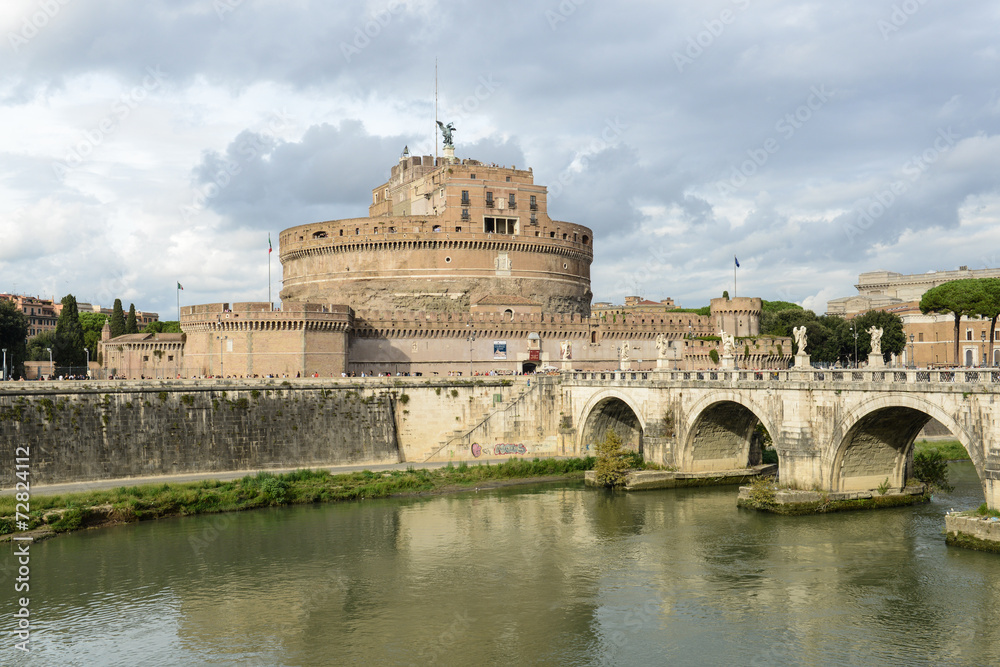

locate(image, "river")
(3, 462), (998, 666)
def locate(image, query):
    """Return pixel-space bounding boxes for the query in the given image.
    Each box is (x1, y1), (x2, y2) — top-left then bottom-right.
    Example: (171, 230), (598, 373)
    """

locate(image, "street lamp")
(909, 333), (915, 369)
(217, 335), (227, 378)
(466, 326), (476, 377)
(981, 330), (987, 367)
(1, 348), (6, 381)
(850, 325), (858, 368)
(85, 348), (90, 378)
(46, 347), (53, 379)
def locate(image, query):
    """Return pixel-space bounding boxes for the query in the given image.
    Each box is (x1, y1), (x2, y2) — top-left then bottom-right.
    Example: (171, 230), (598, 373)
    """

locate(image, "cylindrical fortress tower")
(279, 154), (594, 315)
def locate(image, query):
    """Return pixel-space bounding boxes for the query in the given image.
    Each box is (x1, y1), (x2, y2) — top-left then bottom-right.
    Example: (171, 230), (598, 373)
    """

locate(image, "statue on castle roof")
(436, 121), (456, 148)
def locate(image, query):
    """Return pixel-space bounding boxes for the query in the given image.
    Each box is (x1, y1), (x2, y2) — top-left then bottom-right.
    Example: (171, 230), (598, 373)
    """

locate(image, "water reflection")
(1, 463), (997, 666)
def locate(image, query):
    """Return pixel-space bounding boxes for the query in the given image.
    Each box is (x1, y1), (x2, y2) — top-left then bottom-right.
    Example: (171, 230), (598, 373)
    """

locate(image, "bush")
(709, 349), (720, 365)
(912, 449), (953, 492)
(593, 430), (632, 488)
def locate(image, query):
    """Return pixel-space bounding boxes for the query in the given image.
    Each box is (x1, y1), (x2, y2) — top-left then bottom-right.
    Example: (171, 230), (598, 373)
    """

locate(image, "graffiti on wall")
(471, 443), (528, 457)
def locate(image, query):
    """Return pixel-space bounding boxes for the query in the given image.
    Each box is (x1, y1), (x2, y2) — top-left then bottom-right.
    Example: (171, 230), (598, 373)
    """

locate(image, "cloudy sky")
(2, 0), (999, 318)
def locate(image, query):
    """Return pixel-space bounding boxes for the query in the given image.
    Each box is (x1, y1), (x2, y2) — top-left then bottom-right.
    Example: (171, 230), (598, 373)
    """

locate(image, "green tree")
(79, 312), (108, 365)
(973, 278), (1000, 366)
(143, 320), (182, 334)
(593, 430), (631, 488)
(920, 279), (985, 366)
(110, 299), (126, 338)
(912, 449), (953, 492)
(126, 303), (138, 334)
(851, 310), (906, 362)
(54, 294), (86, 367)
(27, 331), (57, 361)
(762, 300), (804, 313)
(0, 299), (28, 379)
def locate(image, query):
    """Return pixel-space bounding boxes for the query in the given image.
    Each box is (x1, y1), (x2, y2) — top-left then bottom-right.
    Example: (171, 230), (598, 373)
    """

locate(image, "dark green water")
(2, 463), (998, 666)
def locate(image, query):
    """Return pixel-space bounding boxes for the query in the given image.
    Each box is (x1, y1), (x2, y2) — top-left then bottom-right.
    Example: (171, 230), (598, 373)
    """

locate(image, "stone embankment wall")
(0, 380), (402, 486)
(392, 379), (563, 462)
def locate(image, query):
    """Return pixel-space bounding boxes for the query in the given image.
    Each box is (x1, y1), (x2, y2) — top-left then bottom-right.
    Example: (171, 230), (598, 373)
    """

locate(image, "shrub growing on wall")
(709, 349), (720, 365)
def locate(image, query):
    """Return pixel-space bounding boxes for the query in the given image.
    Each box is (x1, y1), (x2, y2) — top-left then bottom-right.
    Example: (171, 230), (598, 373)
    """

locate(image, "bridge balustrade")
(565, 368), (1000, 386)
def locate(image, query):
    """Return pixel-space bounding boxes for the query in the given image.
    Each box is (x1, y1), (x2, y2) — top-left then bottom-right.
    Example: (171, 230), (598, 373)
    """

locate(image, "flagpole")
(268, 234), (272, 310)
(177, 284), (180, 321)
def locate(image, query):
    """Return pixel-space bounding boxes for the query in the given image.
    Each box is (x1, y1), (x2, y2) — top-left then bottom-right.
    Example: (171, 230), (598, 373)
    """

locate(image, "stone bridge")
(556, 368), (1000, 510)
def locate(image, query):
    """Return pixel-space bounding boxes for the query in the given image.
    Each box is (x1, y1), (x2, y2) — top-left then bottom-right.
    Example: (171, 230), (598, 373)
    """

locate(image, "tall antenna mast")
(434, 58), (438, 162)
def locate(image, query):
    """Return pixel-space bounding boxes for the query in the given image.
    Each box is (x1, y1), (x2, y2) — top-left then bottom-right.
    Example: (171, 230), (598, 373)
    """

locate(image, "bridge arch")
(829, 393), (980, 493)
(680, 391), (778, 472)
(578, 390), (646, 455)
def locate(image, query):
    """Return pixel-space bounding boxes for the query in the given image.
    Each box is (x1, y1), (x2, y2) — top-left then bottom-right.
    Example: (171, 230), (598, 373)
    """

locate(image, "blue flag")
(734, 255), (740, 268)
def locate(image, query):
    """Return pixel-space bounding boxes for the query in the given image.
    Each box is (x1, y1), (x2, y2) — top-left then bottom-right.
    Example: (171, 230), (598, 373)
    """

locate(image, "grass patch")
(0, 459), (596, 537)
(913, 439), (969, 460)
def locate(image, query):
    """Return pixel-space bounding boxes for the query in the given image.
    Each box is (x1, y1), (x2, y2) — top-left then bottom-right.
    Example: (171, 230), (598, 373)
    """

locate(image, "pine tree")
(54, 294), (86, 367)
(126, 303), (138, 334)
(110, 299), (126, 338)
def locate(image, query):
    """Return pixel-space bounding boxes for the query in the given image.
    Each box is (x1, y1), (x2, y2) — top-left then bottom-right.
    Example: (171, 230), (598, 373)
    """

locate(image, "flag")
(734, 255), (740, 268)
(177, 282), (184, 290)
(268, 235), (273, 254)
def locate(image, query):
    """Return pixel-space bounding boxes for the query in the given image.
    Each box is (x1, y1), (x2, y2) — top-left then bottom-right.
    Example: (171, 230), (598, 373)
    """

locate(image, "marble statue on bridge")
(793, 326), (808, 354)
(655, 333), (669, 359)
(869, 326), (883, 356)
(720, 331), (737, 357)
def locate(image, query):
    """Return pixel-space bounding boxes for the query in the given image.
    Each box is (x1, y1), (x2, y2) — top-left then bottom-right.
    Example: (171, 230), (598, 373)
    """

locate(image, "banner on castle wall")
(529, 349), (540, 361)
(493, 341), (507, 359)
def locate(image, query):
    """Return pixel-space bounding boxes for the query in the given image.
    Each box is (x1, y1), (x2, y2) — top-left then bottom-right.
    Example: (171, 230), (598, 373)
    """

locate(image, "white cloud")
(1, 0), (999, 317)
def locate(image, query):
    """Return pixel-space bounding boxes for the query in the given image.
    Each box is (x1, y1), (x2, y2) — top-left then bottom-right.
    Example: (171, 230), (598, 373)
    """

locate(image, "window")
(167, 355), (174, 362)
(312, 231), (328, 239)
(143, 356), (149, 362)
(508, 193), (516, 209)
(455, 226), (462, 232)
(485, 192), (494, 207)
(484, 217), (518, 234)
(530, 195), (537, 210)
(918, 333), (924, 342)
(506, 176), (511, 182)
(470, 173), (476, 179)
(550, 231), (555, 238)
(461, 209), (470, 221)
(339, 229), (344, 236)
(966, 329), (973, 341)
(388, 226), (396, 233)
(461, 190), (470, 205)
(433, 225), (442, 232)
(355, 228), (360, 235)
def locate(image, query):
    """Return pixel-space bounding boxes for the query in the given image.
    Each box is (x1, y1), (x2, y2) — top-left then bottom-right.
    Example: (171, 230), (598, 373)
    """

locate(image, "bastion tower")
(278, 148), (594, 315)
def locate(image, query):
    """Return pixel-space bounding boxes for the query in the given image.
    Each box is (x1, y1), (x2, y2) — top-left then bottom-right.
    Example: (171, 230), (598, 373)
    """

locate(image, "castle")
(102, 148), (790, 378)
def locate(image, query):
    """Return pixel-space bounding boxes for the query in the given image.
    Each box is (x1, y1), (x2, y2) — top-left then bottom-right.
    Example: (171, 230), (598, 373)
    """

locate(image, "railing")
(563, 368), (1000, 386)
